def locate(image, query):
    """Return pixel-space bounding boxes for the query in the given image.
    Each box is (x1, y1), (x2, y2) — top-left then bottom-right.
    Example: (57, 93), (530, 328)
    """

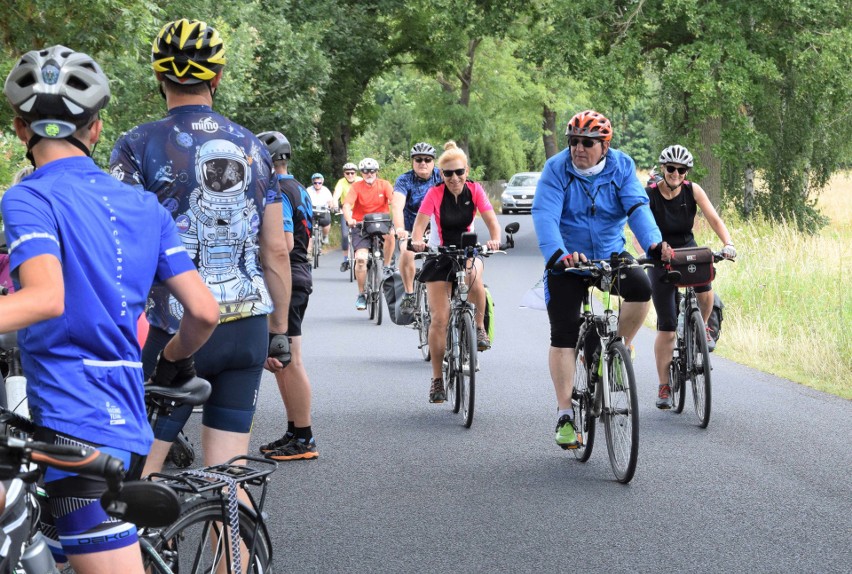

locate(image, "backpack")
(707, 293), (724, 343)
(483, 287), (495, 343)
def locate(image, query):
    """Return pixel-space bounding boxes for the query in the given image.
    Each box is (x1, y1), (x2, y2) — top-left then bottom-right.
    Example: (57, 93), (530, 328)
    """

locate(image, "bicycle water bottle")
(5, 348), (28, 416)
(676, 298), (685, 339)
(20, 531), (60, 573)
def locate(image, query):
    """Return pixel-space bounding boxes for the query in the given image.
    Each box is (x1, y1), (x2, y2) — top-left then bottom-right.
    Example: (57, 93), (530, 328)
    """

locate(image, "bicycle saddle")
(144, 376), (211, 407)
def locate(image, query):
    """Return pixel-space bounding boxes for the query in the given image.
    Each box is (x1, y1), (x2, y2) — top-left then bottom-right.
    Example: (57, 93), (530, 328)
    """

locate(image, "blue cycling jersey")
(109, 105), (281, 332)
(278, 173), (313, 290)
(394, 168), (443, 230)
(1, 156), (195, 454)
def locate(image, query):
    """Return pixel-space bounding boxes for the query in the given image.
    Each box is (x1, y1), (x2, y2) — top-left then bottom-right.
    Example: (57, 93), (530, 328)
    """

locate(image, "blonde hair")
(437, 140), (468, 169)
(12, 166), (34, 184)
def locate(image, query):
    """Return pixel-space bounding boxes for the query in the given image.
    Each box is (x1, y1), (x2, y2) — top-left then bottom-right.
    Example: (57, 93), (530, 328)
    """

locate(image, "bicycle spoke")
(603, 341), (639, 483)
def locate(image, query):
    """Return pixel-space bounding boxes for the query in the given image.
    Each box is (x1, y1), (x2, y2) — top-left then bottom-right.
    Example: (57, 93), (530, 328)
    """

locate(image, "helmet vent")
(17, 72), (37, 88)
(66, 75), (89, 91)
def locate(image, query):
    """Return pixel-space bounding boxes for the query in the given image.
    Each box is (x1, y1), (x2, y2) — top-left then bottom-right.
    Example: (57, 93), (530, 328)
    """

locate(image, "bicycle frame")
(579, 272), (622, 419)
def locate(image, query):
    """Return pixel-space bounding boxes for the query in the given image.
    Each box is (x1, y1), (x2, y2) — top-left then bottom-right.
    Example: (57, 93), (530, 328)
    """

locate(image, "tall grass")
(689, 172), (852, 399)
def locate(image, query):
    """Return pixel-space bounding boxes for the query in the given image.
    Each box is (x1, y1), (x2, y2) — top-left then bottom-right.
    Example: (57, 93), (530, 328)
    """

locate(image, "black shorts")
(288, 287), (311, 337)
(544, 252), (652, 348)
(351, 228), (383, 253)
(649, 265), (711, 332)
(418, 254), (462, 283)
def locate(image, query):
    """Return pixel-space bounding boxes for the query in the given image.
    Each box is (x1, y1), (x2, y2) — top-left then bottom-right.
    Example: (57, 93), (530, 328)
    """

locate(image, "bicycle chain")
(186, 469), (241, 573)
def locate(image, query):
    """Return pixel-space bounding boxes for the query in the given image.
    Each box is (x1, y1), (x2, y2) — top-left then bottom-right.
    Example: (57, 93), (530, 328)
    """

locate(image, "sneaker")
(656, 384), (672, 409)
(258, 432), (294, 454)
(356, 293), (367, 310)
(340, 259), (350, 272)
(266, 438), (318, 461)
(429, 378), (446, 403)
(400, 293), (416, 313)
(476, 328), (491, 351)
(382, 265), (394, 280)
(705, 327), (716, 352)
(323, 236), (330, 245)
(555, 415), (578, 449)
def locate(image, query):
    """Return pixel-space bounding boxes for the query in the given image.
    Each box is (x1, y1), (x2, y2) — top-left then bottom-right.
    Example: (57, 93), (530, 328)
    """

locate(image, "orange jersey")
(346, 178), (393, 221)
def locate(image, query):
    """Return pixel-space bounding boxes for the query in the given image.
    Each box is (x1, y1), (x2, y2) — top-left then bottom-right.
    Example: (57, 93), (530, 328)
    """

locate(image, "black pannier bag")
(363, 213), (391, 236)
(670, 247), (715, 288)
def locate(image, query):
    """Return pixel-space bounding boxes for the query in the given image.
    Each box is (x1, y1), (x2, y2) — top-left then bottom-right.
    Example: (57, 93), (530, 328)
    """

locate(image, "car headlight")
(501, 193), (512, 202)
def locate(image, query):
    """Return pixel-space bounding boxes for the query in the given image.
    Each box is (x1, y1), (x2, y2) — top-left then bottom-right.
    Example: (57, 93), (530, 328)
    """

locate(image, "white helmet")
(658, 145), (694, 167)
(358, 157), (379, 171)
(195, 139), (251, 196)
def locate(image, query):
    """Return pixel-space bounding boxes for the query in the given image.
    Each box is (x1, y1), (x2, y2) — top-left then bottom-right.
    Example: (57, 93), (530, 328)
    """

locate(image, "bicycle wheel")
(444, 325), (460, 414)
(141, 498), (271, 574)
(458, 312), (476, 428)
(571, 333), (596, 462)
(312, 235), (320, 269)
(689, 310), (712, 428)
(417, 283), (431, 361)
(603, 341), (639, 484)
(669, 353), (686, 414)
(371, 256), (383, 326)
(348, 237), (355, 283)
(366, 259), (377, 320)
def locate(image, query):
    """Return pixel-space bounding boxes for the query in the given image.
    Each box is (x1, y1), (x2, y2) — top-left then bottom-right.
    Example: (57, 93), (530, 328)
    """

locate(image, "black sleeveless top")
(645, 181), (697, 248)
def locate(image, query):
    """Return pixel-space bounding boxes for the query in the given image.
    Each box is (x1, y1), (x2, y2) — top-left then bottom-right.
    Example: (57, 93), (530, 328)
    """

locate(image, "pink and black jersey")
(417, 181), (493, 247)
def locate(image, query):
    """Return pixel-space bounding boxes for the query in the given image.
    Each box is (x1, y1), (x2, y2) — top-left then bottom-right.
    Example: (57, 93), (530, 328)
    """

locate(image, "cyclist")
(342, 157), (395, 310)
(409, 141), (501, 403)
(1, 45), (219, 573)
(256, 131), (319, 460)
(109, 19), (292, 477)
(393, 142), (443, 313)
(308, 173), (334, 244)
(639, 144), (736, 409)
(532, 110), (671, 449)
(332, 162), (361, 271)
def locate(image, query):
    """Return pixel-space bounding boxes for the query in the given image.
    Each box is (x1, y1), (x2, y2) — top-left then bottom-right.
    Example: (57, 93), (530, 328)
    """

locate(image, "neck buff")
(572, 156), (607, 177)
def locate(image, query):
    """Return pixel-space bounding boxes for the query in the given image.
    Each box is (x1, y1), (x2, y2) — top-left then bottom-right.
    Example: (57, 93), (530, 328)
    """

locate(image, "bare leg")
(275, 337), (311, 427)
(697, 290), (714, 324)
(654, 330), (676, 387)
(354, 248), (368, 293)
(68, 543), (145, 574)
(465, 258), (487, 330)
(400, 249), (415, 293)
(427, 282), (450, 380)
(549, 346), (576, 410)
(617, 300), (650, 347)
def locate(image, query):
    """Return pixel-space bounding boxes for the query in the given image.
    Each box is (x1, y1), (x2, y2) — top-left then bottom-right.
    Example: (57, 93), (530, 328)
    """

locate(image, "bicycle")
(408, 273), (430, 361)
(570, 255), (651, 484)
(311, 207), (330, 269)
(0, 407), (181, 574)
(414, 222), (518, 428)
(661, 248), (734, 428)
(354, 213), (392, 326)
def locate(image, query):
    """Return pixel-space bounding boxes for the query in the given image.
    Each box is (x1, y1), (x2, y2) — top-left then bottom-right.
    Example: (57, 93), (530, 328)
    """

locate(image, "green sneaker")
(555, 415), (578, 449)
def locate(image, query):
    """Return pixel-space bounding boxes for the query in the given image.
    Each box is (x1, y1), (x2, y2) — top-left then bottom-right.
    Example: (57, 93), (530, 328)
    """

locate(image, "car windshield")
(509, 174), (539, 187)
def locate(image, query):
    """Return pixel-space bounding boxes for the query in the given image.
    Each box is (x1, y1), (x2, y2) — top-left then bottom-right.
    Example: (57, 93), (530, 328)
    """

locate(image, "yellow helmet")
(152, 19), (226, 84)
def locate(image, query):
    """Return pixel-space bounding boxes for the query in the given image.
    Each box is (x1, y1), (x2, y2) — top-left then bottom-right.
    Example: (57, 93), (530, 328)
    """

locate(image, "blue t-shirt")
(109, 105), (281, 331)
(1, 156), (195, 454)
(394, 168), (443, 229)
(277, 174), (312, 290)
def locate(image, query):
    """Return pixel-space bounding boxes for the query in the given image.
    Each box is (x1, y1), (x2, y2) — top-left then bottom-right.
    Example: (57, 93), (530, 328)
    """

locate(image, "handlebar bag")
(670, 247), (715, 287)
(363, 213), (391, 237)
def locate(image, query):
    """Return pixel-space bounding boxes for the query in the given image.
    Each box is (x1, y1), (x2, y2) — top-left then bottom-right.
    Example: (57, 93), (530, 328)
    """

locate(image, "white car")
(500, 172), (541, 214)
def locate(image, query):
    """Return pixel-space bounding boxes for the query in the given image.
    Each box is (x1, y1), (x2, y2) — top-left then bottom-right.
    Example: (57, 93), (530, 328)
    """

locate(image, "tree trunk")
(456, 38), (481, 153)
(328, 121), (351, 177)
(697, 115), (722, 207)
(542, 105), (558, 159)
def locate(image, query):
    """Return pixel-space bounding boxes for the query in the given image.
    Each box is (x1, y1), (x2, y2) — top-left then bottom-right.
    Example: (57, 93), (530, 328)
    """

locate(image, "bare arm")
(0, 254), (64, 333)
(260, 201), (291, 334)
(410, 213), (430, 251)
(479, 209), (502, 251)
(392, 191), (407, 239)
(692, 183), (733, 245)
(342, 191), (356, 226)
(160, 270), (219, 360)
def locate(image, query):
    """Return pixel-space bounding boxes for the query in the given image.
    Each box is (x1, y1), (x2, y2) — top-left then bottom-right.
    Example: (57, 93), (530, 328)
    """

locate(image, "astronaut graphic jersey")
(110, 105), (282, 332)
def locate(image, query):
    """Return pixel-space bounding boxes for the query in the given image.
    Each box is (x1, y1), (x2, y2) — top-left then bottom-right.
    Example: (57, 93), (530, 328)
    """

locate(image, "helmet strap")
(24, 135), (42, 168)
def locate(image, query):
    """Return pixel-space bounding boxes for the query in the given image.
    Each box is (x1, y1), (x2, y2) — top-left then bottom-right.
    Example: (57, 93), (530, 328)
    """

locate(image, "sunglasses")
(665, 165), (689, 175)
(361, 169), (377, 174)
(442, 168), (466, 178)
(413, 157), (433, 164)
(344, 171), (355, 175)
(569, 137), (599, 148)
(312, 181), (323, 185)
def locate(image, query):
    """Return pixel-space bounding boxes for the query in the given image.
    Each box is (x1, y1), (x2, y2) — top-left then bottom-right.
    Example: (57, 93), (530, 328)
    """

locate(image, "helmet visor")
(201, 157), (246, 192)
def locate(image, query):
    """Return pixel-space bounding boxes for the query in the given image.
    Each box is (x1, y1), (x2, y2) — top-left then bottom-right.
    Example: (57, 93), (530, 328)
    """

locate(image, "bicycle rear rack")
(148, 455), (277, 495)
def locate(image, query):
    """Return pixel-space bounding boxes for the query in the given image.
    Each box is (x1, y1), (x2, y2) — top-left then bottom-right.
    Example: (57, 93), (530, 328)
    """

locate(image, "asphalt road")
(180, 215), (851, 573)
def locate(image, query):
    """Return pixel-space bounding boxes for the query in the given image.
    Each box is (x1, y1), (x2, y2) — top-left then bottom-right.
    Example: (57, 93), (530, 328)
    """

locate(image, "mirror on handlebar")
(461, 232), (478, 248)
(504, 222), (520, 235)
(101, 480), (180, 527)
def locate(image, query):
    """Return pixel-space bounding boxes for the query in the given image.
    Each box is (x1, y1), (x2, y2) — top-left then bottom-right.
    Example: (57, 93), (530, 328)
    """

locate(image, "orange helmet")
(565, 110), (613, 142)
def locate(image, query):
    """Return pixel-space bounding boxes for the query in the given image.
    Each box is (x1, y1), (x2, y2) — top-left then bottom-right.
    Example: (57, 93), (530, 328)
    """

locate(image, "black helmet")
(257, 131), (291, 161)
(4, 45), (111, 139)
(410, 142), (436, 158)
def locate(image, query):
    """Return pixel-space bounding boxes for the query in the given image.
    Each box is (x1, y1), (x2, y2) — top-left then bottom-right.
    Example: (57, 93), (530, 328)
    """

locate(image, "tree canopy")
(0, 0), (849, 230)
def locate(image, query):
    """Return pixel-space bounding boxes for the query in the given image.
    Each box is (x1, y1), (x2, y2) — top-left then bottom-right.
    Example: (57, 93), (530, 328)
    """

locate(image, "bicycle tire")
(141, 498), (271, 574)
(312, 236), (320, 269)
(572, 331), (596, 462)
(458, 312), (476, 428)
(444, 326), (460, 414)
(348, 238), (355, 283)
(417, 283), (431, 361)
(367, 259), (377, 320)
(374, 284), (383, 325)
(669, 355), (686, 414)
(603, 341), (639, 484)
(690, 310), (712, 428)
